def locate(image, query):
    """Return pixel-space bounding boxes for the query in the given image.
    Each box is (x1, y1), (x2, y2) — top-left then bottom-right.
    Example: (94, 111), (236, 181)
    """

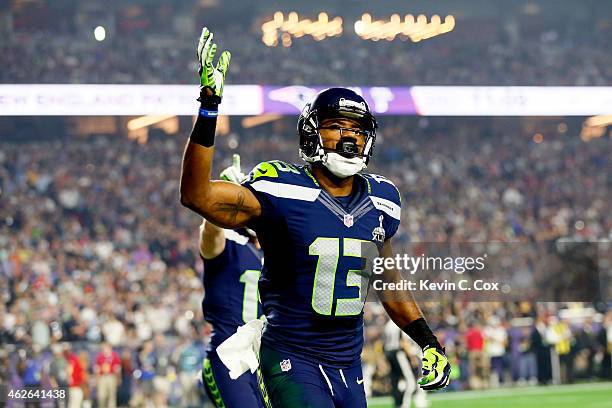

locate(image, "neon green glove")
(418, 346), (451, 390)
(220, 154), (245, 184)
(197, 27), (231, 99)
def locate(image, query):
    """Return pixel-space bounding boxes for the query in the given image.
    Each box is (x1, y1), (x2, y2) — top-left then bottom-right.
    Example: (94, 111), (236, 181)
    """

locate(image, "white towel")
(216, 318), (265, 379)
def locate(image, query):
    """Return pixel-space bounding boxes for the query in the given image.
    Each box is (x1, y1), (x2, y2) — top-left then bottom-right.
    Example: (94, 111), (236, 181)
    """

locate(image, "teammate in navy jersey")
(182, 27), (450, 407)
(198, 155), (265, 408)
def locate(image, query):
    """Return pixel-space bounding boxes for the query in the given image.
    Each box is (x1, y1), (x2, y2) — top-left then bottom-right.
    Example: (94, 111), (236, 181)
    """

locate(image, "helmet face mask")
(298, 88), (377, 177)
(321, 127), (363, 158)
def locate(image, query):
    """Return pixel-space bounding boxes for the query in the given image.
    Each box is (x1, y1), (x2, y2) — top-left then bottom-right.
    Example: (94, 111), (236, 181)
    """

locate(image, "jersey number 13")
(310, 238), (377, 317)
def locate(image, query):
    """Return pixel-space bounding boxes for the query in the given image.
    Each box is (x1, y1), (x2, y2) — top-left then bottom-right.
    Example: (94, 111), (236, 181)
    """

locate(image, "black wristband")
(402, 318), (441, 350)
(190, 88), (221, 148)
(190, 113), (217, 148)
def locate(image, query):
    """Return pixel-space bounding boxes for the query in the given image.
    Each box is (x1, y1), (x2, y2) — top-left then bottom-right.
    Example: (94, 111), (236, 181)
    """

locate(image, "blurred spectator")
(0, 350), (10, 392)
(31, 318), (51, 350)
(465, 321), (488, 389)
(49, 343), (69, 391)
(174, 334), (205, 408)
(152, 334), (172, 407)
(78, 350), (93, 408)
(599, 311), (612, 379)
(574, 317), (598, 379)
(117, 349), (134, 407)
(22, 344), (44, 388)
(517, 326), (537, 384)
(64, 344), (85, 408)
(101, 314), (126, 347)
(483, 316), (508, 386)
(547, 317), (574, 384)
(94, 342), (121, 408)
(133, 340), (156, 406)
(532, 315), (553, 384)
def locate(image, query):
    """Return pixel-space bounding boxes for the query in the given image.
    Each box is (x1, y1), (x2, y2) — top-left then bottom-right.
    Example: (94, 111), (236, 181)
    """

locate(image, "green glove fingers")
(202, 40), (216, 89)
(205, 42), (217, 70)
(216, 50), (231, 95)
(196, 26), (230, 98)
(231, 153), (240, 170)
(217, 51), (231, 77)
(197, 27), (210, 61)
(220, 154), (245, 184)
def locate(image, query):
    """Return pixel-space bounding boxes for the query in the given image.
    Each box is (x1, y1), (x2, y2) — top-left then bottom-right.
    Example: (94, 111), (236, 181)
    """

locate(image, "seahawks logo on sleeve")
(244, 161), (321, 202)
(246, 160), (300, 182)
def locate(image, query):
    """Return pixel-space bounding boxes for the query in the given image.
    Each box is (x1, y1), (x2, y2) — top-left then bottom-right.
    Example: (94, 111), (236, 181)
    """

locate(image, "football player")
(181, 27), (450, 407)
(199, 154), (265, 408)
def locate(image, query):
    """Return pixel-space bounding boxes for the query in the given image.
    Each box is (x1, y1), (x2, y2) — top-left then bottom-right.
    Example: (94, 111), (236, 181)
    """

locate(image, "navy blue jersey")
(242, 160), (401, 367)
(202, 230), (263, 349)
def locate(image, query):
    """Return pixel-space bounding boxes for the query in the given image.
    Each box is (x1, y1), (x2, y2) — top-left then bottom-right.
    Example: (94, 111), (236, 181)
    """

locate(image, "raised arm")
(377, 239), (451, 390)
(180, 144), (260, 228)
(179, 27), (261, 228)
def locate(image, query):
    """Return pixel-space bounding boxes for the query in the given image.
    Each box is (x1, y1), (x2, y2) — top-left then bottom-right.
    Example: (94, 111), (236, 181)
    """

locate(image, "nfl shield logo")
(280, 359), (292, 372)
(343, 214), (354, 227)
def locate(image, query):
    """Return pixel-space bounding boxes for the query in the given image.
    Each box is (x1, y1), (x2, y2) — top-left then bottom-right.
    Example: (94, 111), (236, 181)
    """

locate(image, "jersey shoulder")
(223, 229), (250, 246)
(361, 172), (402, 223)
(244, 160), (313, 186)
(361, 173), (402, 206)
(243, 160), (320, 202)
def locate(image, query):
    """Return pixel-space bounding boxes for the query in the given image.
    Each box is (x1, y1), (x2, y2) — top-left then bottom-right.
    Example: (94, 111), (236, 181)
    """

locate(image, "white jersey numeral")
(239, 269), (261, 323)
(310, 237), (377, 316)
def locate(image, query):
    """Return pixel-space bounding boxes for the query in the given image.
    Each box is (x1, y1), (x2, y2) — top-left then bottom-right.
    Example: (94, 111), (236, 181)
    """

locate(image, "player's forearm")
(378, 240), (422, 322)
(379, 240), (441, 349)
(180, 103), (259, 227)
(179, 88), (222, 214)
(381, 298), (423, 328)
(180, 137), (215, 214)
(380, 279), (427, 337)
(199, 219), (225, 259)
(181, 145), (261, 227)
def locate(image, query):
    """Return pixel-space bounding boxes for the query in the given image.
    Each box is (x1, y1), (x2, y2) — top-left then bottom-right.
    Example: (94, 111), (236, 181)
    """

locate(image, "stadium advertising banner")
(1, 84), (611, 116)
(410, 86), (612, 116)
(263, 85), (612, 116)
(0, 84), (262, 116)
(262, 85), (418, 115)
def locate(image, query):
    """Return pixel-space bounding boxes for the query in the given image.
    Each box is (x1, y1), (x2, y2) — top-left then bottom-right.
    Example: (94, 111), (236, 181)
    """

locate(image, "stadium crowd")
(1, 11), (611, 86)
(1, 117), (610, 406)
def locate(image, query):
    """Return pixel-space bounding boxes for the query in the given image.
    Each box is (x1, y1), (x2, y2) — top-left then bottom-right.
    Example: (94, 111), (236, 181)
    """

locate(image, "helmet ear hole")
(299, 132), (318, 157)
(298, 107), (321, 159)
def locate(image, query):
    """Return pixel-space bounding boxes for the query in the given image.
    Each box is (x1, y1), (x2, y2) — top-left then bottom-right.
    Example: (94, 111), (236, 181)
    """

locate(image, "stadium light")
(261, 12), (343, 47)
(580, 115), (612, 141)
(532, 133), (544, 144)
(241, 114), (283, 128)
(94, 26), (106, 42)
(127, 115), (176, 131)
(584, 114), (612, 128)
(354, 13), (455, 42)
